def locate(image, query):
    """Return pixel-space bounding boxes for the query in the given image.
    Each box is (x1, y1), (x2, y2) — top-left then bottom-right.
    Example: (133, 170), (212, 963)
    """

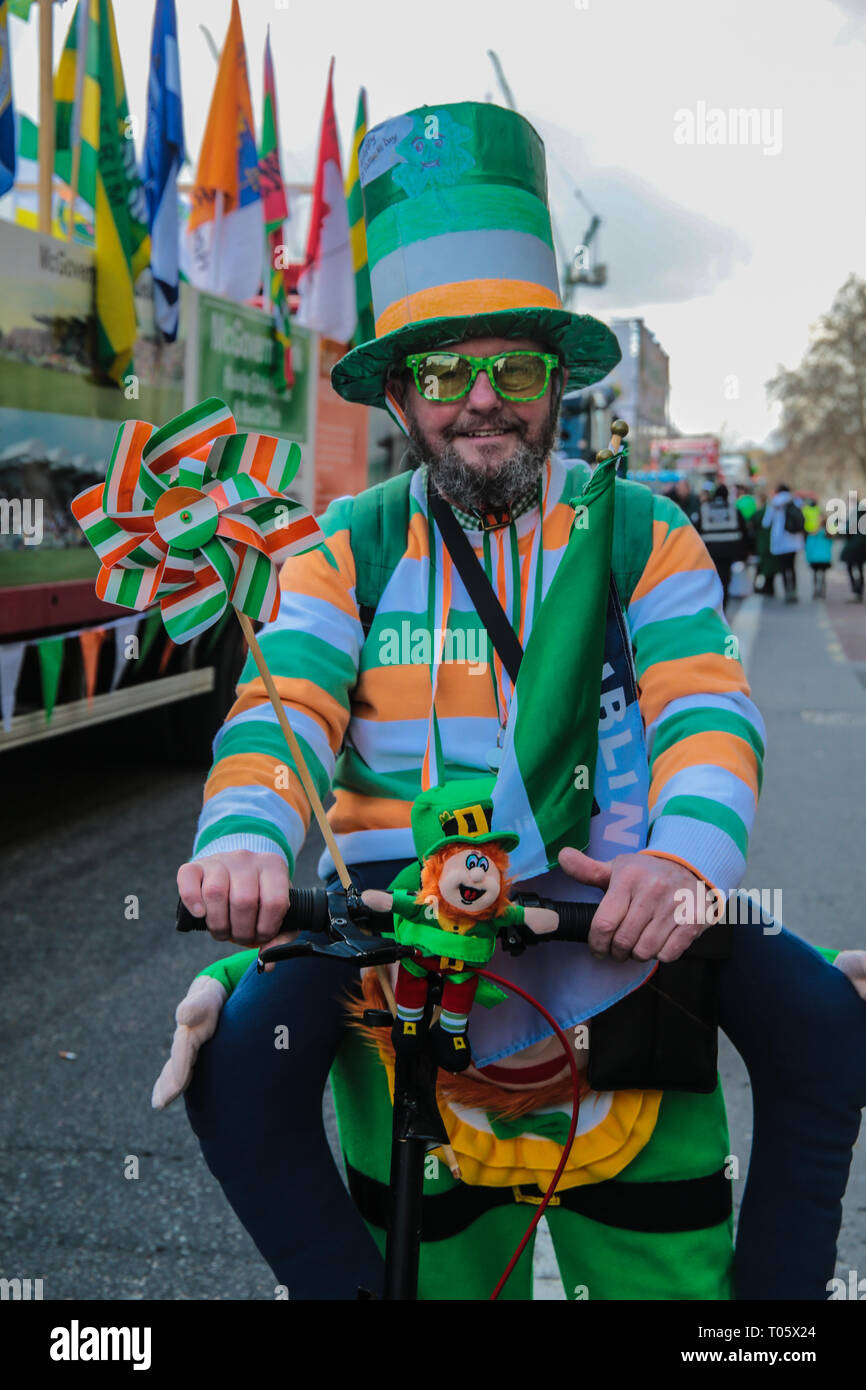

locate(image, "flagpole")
(212, 188), (223, 292)
(235, 611), (353, 891)
(66, 0), (90, 241)
(37, 0), (54, 234)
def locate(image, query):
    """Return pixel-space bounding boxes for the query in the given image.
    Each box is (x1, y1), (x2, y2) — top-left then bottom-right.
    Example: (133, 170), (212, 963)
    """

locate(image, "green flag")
(344, 87), (374, 346)
(258, 26), (293, 390)
(54, 0), (149, 382)
(491, 458), (616, 878)
(38, 636), (64, 723)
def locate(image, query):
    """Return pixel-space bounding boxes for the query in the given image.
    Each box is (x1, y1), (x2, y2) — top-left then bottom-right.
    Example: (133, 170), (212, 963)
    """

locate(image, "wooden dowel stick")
(376, 966), (398, 1017)
(442, 1145), (462, 1180)
(38, 0), (54, 236)
(236, 610), (353, 890)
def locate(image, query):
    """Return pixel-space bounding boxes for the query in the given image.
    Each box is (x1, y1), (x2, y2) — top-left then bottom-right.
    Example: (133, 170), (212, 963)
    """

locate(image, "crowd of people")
(665, 475), (866, 605)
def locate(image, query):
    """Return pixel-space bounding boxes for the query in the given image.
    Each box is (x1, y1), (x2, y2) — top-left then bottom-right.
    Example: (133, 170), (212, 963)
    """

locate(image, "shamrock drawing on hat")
(391, 109), (475, 197)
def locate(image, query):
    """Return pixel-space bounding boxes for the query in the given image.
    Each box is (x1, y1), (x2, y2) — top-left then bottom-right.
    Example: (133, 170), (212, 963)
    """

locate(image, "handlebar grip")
(549, 900), (596, 942)
(175, 902), (209, 932)
(175, 887), (331, 936)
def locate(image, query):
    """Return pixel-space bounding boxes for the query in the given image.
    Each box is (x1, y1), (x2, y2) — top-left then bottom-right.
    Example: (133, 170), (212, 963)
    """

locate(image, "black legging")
(778, 552), (797, 596)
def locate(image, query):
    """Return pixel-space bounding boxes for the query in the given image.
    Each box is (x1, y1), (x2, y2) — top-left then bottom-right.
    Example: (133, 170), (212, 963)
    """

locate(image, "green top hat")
(331, 101), (621, 410)
(412, 777), (520, 862)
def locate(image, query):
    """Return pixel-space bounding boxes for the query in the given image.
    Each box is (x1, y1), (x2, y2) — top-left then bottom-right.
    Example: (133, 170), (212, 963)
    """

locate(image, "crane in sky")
(487, 50), (608, 305)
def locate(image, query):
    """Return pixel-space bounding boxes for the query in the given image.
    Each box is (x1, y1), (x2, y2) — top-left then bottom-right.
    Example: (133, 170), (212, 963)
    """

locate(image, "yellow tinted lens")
(416, 354), (472, 401)
(493, 354), (547, 397)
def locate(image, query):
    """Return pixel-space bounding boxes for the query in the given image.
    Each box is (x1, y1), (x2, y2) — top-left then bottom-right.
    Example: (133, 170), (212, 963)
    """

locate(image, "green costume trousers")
(330, 1026), (734, 1301)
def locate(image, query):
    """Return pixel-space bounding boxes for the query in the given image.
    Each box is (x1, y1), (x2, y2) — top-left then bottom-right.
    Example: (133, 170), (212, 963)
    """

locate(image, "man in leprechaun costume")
(172, 101), (866, 1300)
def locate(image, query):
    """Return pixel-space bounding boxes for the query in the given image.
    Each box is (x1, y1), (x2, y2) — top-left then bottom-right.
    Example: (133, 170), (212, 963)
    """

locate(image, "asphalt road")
(1, 557), (864, 1300)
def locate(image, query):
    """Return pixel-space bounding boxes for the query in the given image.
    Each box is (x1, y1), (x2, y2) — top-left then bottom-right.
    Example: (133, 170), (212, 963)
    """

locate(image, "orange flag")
(183, 0), (261, 300)
(79, 628), (106, 703)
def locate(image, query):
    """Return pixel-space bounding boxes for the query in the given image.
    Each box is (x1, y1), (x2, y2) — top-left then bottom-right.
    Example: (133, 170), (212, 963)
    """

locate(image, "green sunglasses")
(405, 350), (561, 403)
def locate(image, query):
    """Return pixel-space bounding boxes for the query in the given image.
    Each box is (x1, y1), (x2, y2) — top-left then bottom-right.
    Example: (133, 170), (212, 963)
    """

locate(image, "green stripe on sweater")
(320, 495), (355, 538)
(633, 609), (732, 676)
(195, 817), (295, 874)
(652, 795), (749, 857)
(652, 708), (765, 793)
(215, 722), (330, 795)
(240, 631), (355, 709)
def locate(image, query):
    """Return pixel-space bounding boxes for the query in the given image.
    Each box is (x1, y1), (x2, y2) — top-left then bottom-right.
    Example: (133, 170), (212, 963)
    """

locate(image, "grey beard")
(406, 408), (560, 515)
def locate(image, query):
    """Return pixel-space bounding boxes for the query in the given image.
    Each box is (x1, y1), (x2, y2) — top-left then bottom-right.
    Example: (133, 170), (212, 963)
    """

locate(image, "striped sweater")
(192, 453), (765, 893)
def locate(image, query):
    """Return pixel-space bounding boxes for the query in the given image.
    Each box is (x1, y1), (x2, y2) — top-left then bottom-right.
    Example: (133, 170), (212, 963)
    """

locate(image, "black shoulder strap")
(427, 485), (524, 685)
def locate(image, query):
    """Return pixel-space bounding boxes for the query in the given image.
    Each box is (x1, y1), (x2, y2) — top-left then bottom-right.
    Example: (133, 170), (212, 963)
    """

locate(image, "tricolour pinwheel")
(71, 397), (324, 643)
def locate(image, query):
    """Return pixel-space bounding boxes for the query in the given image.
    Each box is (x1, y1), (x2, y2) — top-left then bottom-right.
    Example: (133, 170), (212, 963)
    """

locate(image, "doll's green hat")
(412, 778), (520, 861)
(330, 101), (621, 410)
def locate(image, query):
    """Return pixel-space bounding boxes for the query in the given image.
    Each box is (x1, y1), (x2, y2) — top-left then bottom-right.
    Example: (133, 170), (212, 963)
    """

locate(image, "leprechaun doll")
(361, 779), (558, 1073)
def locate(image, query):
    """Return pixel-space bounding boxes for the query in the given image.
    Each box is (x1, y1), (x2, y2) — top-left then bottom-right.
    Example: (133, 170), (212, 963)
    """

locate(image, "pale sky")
(8, 0), (866, 447)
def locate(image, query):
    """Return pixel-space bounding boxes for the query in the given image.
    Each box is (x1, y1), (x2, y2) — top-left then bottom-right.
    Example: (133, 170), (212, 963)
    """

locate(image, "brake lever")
(257, 885), (411, 971)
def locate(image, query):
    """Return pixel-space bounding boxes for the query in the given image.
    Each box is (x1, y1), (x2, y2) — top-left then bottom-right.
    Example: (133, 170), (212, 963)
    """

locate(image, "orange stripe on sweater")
(518, 532), (532, 645)
(277, 529), (358, 616)
(630, 519), (715, 604)
(648, 730), (759, 814)
(638, 652), (750, 729)
(329, 789), (414, 834)
(227, 678), (348, 753)
(353, 662), (498, 722)
(203, 753), (310, 827)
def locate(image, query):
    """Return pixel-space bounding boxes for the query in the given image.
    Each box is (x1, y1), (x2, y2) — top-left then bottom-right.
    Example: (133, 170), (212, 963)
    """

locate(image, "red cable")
(476, 968), (582, 1301)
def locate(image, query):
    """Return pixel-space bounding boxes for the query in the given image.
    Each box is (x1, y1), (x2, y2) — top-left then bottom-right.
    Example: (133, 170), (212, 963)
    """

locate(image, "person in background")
(734, 484), (758, 550)
(762, 482), (805, 603)
(753, 492), (778, 595)
(666, 475), (701, 528)
(801, 495), (822, 537)
(699, 482), (750, 606)
(805, 509), (834, 599)
(839, 498), (866, 602)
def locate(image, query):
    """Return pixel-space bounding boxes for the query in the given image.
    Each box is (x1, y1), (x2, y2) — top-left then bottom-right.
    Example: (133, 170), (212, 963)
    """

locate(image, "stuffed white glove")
(835, 950), (866, 1001)
(151, 974), (228, 1110)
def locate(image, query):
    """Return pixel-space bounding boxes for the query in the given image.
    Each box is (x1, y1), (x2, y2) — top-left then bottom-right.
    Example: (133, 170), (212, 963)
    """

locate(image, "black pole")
(382, 983), (450, 1300)
(383, 1121), (427, 1300)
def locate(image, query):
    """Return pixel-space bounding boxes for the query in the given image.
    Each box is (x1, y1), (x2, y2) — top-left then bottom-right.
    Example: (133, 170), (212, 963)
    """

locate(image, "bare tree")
(767, 274), (866, 488)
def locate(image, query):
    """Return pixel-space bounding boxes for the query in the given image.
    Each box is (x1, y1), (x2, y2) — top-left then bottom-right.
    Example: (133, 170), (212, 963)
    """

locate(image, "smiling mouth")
(455, 427), (518, 441)
(459, 884), (484, 904)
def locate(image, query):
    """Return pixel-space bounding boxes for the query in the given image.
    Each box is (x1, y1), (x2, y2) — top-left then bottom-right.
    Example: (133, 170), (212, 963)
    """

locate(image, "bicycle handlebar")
(175, 888), (731, 963)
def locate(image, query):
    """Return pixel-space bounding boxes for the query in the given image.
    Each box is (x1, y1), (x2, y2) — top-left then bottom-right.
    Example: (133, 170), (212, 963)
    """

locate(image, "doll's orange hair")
(417, 841), (514, 925)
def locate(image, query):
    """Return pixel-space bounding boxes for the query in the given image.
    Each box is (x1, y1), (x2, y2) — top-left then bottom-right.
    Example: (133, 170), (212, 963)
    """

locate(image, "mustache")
(443, 415), (526, 439)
